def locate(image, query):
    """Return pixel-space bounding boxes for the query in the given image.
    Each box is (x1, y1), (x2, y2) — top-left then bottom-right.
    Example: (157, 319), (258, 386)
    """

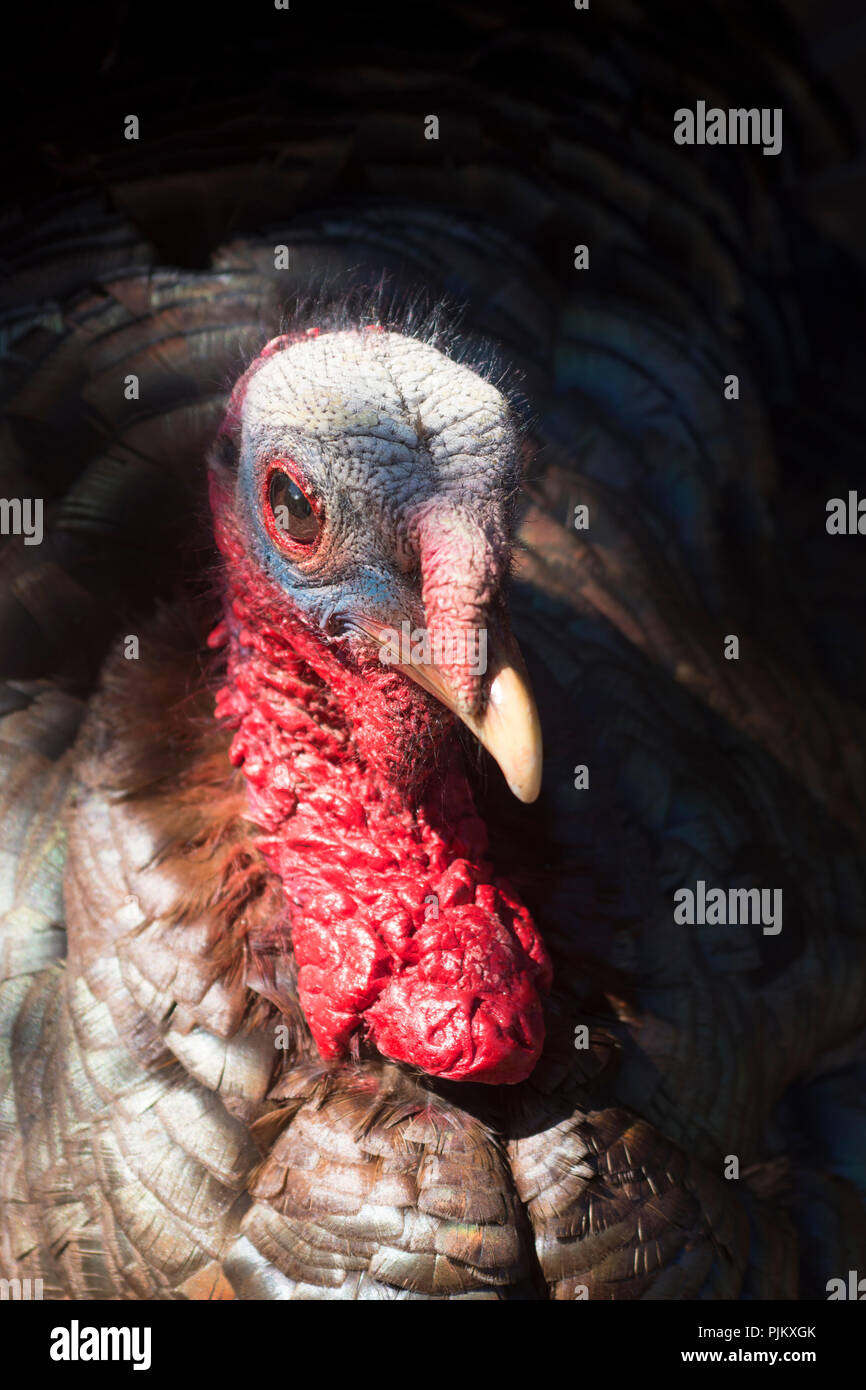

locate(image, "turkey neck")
(210, 519), (551, 1085)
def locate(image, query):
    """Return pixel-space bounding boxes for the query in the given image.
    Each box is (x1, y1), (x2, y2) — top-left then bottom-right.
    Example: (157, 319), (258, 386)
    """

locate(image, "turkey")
(1, 0), (866, 1300)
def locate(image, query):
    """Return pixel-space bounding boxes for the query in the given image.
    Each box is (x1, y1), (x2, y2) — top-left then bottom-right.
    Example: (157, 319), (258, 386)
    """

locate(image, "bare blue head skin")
(219, 328), (543, 802)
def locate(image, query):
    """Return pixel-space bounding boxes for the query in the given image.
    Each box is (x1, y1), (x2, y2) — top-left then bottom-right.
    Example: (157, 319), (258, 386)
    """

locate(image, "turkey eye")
(268, 470), (320, 545)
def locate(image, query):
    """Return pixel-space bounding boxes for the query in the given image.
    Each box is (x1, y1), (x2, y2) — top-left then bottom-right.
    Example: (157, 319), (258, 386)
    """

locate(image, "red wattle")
(209, 389), (551, 1085)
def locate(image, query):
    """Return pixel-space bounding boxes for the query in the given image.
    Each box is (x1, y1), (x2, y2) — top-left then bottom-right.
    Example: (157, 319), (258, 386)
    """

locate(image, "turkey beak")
(352, 613), (543, 803)
(446, 625), (543, 805)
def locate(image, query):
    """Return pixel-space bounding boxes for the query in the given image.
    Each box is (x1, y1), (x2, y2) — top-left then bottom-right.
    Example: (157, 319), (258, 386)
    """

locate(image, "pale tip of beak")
(466, 661), (543, 804)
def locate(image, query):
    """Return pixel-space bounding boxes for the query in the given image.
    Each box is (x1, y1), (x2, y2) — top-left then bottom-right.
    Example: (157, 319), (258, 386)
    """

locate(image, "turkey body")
(1, 1), (866, 1299)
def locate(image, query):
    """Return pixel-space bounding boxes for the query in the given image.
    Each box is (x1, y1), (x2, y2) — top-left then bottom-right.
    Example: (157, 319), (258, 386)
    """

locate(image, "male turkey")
(1, 1), (866, 1299)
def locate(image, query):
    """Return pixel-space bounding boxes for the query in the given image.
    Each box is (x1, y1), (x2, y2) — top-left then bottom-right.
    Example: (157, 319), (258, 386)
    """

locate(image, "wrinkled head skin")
(208, 326), (551, 1085)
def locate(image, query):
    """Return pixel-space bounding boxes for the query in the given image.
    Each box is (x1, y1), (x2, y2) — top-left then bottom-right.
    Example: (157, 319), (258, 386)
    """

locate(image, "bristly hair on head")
(213, 264), (529, 458)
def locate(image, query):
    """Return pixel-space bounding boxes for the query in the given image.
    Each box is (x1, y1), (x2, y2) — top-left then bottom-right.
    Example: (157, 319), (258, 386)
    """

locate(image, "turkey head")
(207, 326), (552, 1085)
